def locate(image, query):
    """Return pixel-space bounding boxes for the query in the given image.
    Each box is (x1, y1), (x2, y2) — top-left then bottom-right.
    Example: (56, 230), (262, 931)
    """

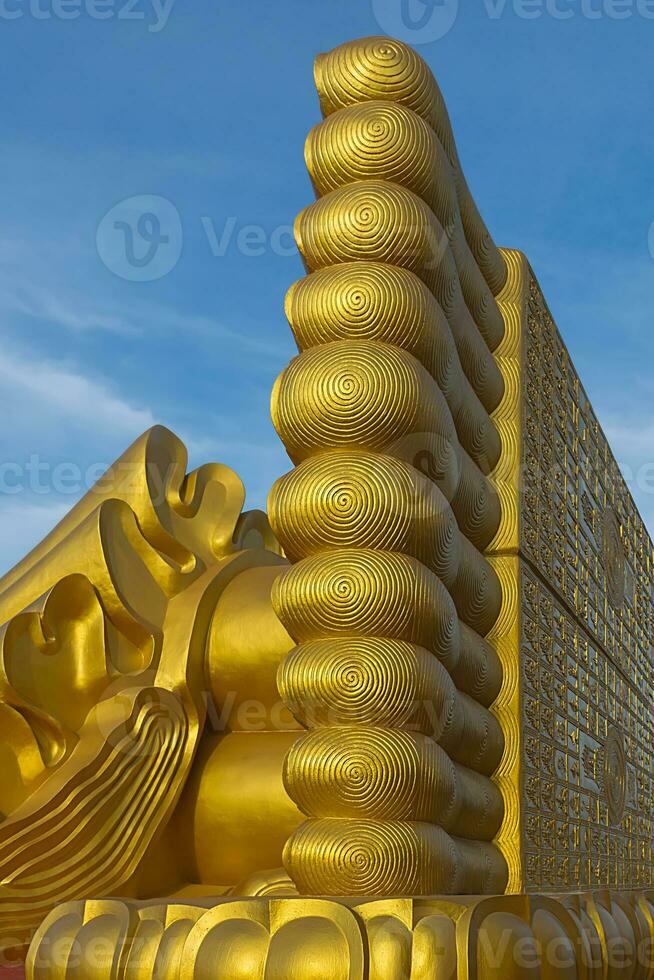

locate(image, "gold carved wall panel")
(490, 250), (654, 892)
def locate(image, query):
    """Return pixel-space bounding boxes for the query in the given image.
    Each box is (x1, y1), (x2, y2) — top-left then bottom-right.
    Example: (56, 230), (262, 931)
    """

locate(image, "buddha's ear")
(0, 683), (196, 953)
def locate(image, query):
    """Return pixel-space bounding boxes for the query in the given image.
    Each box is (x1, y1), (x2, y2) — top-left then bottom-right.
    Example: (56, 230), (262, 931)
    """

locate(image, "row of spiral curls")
(269, 35), (510, 896)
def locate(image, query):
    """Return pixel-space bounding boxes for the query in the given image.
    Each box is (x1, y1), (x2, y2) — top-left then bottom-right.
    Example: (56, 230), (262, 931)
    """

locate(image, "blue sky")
(0, 0), (653, 575)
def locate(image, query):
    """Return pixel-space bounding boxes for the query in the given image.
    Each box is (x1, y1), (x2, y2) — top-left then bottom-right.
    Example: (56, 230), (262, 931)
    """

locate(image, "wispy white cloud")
(137, 306), (286, 359)
(0, 346), (154, 439)
(0, 234), (135, 335)
(0, 344), (151, 576)
(0, 235), (287, 360)
(0, 280), (134, 335)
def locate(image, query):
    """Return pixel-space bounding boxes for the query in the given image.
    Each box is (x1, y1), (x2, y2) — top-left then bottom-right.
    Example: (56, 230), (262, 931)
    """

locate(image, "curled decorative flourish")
(452, 452), (502, 551)
(486, 248), (528, 555)
(285, 727), (456, 825)
(485, 556), (522, 892)
(295, 190), (505, 418)
(269, 451), (463, 590)
(454, 398), (502, 475)
(284, 726), (503, 842)
(296, 182), (504, 393)
(454, 838), (509, 895)
(450, 537), (503, 636)
(452, 623), (503, 709)
(273, 549), (460, 674)
(286, 261), (503, 419)
(283, 817), (507, 896)
(454, 765), (505, 841)
(286, 263), (460, 411)
(305, 101), (504, 350)
(0, 425), (254, 632)
(440, 692), (505, 778)
(283, 818), (458, 895)
(313, 36), (507, 296)
(272, 340), (456, 462)
(278, 637), (457, 738)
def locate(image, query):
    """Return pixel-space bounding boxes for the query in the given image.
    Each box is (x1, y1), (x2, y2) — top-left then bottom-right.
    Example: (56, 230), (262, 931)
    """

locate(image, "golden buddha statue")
(2, 33), (652, 980)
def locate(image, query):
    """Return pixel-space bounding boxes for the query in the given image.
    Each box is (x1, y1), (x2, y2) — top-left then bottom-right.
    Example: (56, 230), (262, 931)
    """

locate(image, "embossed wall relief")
(520, 272), (653, 670)
(521, 563), (653, 891)
(489, 249), (654, 892)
